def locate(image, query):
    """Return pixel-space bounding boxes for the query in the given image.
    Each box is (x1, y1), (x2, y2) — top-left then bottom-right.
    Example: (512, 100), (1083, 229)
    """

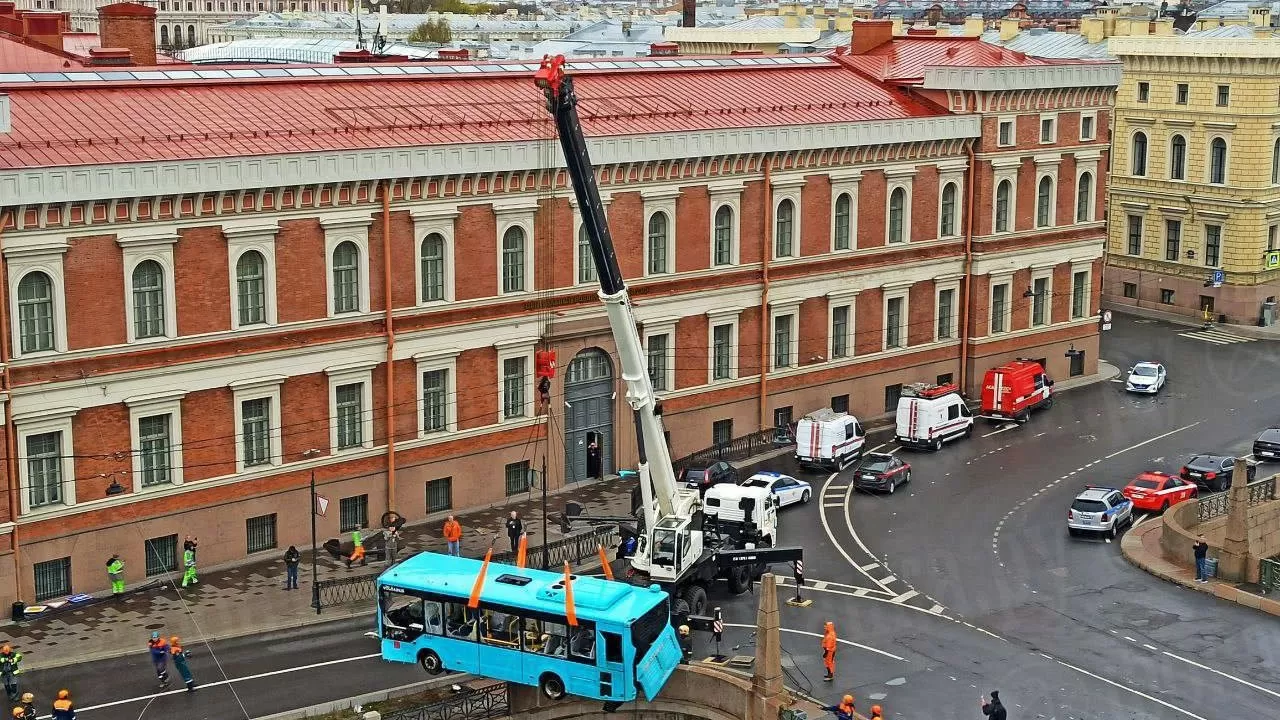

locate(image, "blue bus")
(377, 552), (682, 702)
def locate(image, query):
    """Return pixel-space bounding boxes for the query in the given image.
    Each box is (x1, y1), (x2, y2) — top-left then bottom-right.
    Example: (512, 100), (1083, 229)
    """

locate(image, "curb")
(1120, 519), (1280, 618)
(251, 675), (466, 720)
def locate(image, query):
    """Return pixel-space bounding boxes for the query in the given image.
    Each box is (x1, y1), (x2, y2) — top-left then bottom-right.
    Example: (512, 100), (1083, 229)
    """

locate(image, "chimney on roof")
(1251, 6), (1272, 27)
(963, 14), (985, 37)
(889, 14), (904, 36)
(87, 47), (134, 66)
(20, 11), (68, 51)
(682, 0), (694, 28)
(98, 2), (156, 67)
(649, 41), (678, 56)
(622, 16), (632, 37)
(1081, 15), (1105, 43)
(926, 3), (943, 26)
(999, 16), (1020, 41)
(849, 18), (894, 55)
(1152, 16), (1173, 35)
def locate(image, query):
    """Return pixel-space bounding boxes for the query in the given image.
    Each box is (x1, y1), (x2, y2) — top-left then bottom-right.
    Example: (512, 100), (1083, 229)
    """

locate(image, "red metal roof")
(842, 36), (1058, 83)
(0, 58), (948, 169)
(0, 32), (84, 71)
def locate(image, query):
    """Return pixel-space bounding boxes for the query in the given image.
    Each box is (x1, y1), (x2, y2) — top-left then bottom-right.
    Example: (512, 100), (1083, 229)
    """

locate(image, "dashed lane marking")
(928, 604), (945, 614)
(880, 575), (898, 585)
(981, 423), (1018, 438)
(824, 502), (844, 508)
(859, 562), (882, 572)
(890, 590), (919, 604)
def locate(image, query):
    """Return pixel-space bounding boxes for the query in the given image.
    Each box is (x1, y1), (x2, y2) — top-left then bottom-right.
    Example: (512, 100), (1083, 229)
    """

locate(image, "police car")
(739, 471), (812, 508)
(1067, 486), (1134, 539)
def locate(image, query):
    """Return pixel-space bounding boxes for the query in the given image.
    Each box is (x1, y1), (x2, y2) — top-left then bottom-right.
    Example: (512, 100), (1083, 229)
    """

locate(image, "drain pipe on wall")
(381, 181), (397, 513)
(0, 211), (21, 594)
(959, 139), (977, 394)
(758, 154), (774, 432)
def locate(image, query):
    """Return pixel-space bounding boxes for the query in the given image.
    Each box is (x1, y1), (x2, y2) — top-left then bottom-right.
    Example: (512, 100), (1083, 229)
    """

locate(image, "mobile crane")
(534, 56), (802, 618)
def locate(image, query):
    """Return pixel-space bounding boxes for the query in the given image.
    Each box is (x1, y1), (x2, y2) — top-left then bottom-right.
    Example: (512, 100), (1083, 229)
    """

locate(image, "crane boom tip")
(534, 54), (568, 98)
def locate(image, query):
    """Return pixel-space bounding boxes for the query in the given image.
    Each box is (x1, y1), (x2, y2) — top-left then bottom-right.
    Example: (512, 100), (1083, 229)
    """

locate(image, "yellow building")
(1104, 36), (1280, 326)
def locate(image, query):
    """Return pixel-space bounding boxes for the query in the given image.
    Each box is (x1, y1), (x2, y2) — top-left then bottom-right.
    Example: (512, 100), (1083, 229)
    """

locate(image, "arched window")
(1075, 172), (1093, 223)
(994, 180), (1011, 233)
(235, 250), (266, 326)
(1170, 135), (1187, 181)
(713, 205), (734, 265)
(1036, 177), (1053, 228)
(577, 225), (596, 284)
(833, 193), (852, 250)
(160, 25), (170, 47)
(940, 183), (957, 237)
(647, 211), (669, 274)
(774, 199), (794, 257)
(132, 260), (166, 338)
(888, 187), (906, 243)
(501, 226), (525, 293)
(1131, 132), (1148, 177)
(1273, 138), (1280, 185)
(16, 271), (55, 353)
(332, 241), (360, 313)
(1209, 137), (1228, 184)
(187, 24), (196, 47)
(419, 234), (446, 302)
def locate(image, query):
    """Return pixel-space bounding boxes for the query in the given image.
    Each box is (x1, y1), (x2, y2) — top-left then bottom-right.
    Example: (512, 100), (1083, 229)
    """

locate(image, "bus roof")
(380, 552), (667, 623)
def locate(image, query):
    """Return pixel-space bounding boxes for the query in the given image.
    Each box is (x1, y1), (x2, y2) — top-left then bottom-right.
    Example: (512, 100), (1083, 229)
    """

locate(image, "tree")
(408, 18), (453, 43)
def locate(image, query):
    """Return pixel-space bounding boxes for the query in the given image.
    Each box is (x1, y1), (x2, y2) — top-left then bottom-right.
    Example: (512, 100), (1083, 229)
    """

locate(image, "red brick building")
(0, 21), (1118, 604)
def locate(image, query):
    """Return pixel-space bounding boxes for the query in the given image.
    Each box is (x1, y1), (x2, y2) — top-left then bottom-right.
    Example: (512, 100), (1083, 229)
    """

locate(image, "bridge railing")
(382, 682), (508, 720)
(1196, 475), (1277, 522)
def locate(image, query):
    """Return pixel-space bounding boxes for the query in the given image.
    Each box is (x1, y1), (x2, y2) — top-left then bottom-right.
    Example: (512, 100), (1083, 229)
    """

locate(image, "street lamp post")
(304, 448), (322, 615)
(541, 453), (550, 570)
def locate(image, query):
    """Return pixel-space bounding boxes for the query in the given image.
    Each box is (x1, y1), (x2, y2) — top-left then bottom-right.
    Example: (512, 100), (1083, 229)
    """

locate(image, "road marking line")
(868, 443), (887, 453)
(859, 562), (882, 571)
(1143, 644), (1157, 651)
(880, 575), (898, 584)
(928, 604), (945, 614)
(1162, 650), (1280, 700)
(818, 475), (893, 594)
(812, 580), (828, 590)
(886, 446), (901, 455)
(853, 588), (870, 597)
(1104, 421), (1202, 460)
(823, 502), (844, 508)
(890, 590), (919, 604)
(723, 623), (906, 662)
(1123, 636), (1136, 642)
(1105, 538), (1111, 544)
(981, 424), (1018, 438)
(1051, 656), (1208, 720)
(1134, 514), (1150, 527)
(826, 484), (849, 491)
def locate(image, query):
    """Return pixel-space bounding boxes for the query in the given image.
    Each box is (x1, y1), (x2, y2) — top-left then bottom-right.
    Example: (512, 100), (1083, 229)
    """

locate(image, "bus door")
(597, 628), (627, 700)
(476, 607), (523, 678)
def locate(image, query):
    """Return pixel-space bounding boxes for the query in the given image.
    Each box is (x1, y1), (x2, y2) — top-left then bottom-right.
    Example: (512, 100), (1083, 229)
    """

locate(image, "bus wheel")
(726, 566), (750, 594)
(683, 585), (708, 617)
(540, 673), (567, 700)
(418, 649), (443, 675)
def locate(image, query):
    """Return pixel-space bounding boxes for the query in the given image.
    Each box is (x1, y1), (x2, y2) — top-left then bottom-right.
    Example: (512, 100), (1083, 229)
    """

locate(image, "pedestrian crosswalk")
(1178, 328), (1257, 345)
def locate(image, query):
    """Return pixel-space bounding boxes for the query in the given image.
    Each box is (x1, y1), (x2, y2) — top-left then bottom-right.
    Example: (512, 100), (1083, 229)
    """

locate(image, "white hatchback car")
(1125, 361), (1166, 394)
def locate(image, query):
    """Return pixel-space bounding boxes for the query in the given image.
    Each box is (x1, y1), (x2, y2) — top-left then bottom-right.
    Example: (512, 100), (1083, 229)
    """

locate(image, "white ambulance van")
(894, 382), (973, 451)
(795, 408), (865, 470)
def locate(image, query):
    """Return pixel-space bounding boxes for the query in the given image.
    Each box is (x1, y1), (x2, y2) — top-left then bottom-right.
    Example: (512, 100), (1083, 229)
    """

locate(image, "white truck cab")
(701, 484), (778, 545)
(795, 408), (865, 470)
(894, 382), (973, 451)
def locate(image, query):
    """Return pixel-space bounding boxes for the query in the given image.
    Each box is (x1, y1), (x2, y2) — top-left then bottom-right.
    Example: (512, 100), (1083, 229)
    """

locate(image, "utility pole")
(541, 453), (550, 570)
(304, 448), (322, 615)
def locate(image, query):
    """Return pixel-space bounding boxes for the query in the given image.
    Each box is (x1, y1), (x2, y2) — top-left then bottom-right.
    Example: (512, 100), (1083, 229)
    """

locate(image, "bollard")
(712, 606), (725, 661)
(786, 560), (812, 607)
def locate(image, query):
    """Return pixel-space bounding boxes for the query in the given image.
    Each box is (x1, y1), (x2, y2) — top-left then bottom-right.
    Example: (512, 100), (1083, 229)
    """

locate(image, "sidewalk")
(1107, 302), (1280, 340)
(1121, 517), (1280, 617)
(4, 475), (637, 671)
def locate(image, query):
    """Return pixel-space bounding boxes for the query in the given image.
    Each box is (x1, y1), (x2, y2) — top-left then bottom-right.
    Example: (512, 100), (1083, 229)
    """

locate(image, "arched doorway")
(564, 348), (614, 483)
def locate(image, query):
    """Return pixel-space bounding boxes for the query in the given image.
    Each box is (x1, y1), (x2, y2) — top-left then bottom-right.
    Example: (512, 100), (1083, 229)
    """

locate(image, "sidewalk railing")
(1247, 475), (1276, 505)
(491, 525), (618, 568)
(672, 427), (794, 474)
(1196, 475), (1278, 522)
(1197, 491), (1230, 522)
(383, 682), (508, 720)
(1262, 557), (1280, 595)
(316, 573), (379, 608)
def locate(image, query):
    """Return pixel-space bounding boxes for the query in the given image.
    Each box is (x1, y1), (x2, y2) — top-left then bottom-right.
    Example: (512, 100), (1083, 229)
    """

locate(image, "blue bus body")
(377, 552), (681, 702)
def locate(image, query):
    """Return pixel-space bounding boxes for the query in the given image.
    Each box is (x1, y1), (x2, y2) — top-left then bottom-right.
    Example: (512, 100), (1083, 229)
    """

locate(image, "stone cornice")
(922, 64), (1122, 92)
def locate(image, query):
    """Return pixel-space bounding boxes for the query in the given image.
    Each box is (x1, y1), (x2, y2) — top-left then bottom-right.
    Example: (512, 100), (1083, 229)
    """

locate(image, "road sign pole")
(311, 469), (321, 615)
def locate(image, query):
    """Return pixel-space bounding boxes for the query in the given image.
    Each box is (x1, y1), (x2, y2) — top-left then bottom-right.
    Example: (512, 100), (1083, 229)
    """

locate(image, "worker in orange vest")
(821, 621), (837, 681)
(443, 515), (463, 556)
(870, 704), (884, 718)
(821, 694), (855, 720)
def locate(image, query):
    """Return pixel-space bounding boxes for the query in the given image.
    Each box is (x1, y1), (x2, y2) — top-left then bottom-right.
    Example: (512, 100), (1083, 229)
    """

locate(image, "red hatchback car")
(1121, 471), (1198, 512)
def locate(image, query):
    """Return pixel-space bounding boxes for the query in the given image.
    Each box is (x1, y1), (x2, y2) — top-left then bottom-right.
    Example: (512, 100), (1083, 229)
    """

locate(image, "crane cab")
(645, 514), (703, 583)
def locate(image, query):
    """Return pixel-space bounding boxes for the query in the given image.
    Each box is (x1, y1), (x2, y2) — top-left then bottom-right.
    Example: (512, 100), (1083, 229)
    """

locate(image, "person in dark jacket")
(822, 694), (855, 720)
(1193, 535), (1210, 583)
(981, 691), (1007, 720)
(147, 632), (170, 688)
(676, 625), (693, 663)
(283, 546), (300, 590)
(19, 692), (34, 719)
(50, 689), (74, 720)
(505, 511), (523, 553)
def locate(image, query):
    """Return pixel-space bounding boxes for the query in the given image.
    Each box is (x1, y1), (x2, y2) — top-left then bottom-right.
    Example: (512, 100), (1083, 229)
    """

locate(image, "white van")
(702, 484), (778, 544)
(894, 382), (973, 451)
(795, 408), (865, 470)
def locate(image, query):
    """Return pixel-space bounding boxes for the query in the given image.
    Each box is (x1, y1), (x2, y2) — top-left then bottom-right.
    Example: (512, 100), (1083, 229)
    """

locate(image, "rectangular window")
(712, 324), (732, 380)
(1127, 215), (1143, 255)
(830, 394), (849, 414)
(241, 397), (272, 467)
(991, 283), (1009, 333)
(502, 356), (527, 419)
(1200, 295), (1215, 315)
(1080, 114), (1095, 140)
(936, 373), (953, 386)
(937, 288), (954, 340)
(426, 477), (453, 512)
(884, 383), (902, 414)
(422, 369), (448, 433)
(1204, 225), (1221, 267)
(1137, 81), (1150, 102)
(1165, 219), (1181, 262)
(646, 333), (669, 391)
(1176, 83), (1189, 104)
(335, 382), (364, 449)
(1161, 288), (1175, 304)
(33, 557), (71, 602)
(1032, 276), (1049, 327)
(773, 406), (793, 435)
(339, 494), (368, 533)
(246, 514), (277, 554)
(237, 257), (266, 325)
(1270, 224), (1279, 252)
(886, 297), (903, 348)
(830, 305), (849, 359)
(138, 414), (172, 487)
(1072, 270), (1088, 319)
(505, 460), (530, 497)
(1039, 117), (1055, 143)
(998, 119), (1013, 147)
(577, 228), (597, 284)
(712, 419), (733, 447)
(1123, 282), (1138, 299)
(26, 431), (63, 508)
(501, 233), (525, 293)
(144, 534), (178, 577)
(773, 314), (793, 368)
(1216, 84), (1230, 106)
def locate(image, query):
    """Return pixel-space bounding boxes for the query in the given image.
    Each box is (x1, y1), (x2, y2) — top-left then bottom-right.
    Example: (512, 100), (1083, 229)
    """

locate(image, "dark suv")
(681, 461), (738, 495)
(1253, 428), (1280, 462)
(1180, 454), (1256, 493)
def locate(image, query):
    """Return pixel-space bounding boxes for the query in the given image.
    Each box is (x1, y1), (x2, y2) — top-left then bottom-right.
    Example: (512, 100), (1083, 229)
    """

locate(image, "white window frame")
(937, 164), (966, 240)
(882, 285), (910, 350)
(1074, 152), (1100, 224)
(321, 214), (373, 317)
(126, 391), (187, 493)
(768, 300), (801, 371)
(6, 240), (69, 357)
(326, 362), (376, 453)
(770, 175), (805, 259)
(1029, 267), (1053, 328)
(707, 184), (743, 267)
(1079, 110), (1097, 141)
(885, 167), (916, 244)
(705, 309), (741, 383)
(1038, 112), (1058, 144)
(571, 192), (613, 284)
(1070, 261), (1093, 319)
(991, 160), (1019, 235)
(119, 231), (179, 343)
(224, 223), (279, 330)
(642, 317), (677, 392)
(14, 406), (77, 516)
(829, 171), (861, 252)
(416, 348), (460, 436)
(495, 338), (537, 423)
(231, 375), (285, 473)
(827, 289), (858, 359)
(411, 207), (458, 305)
(1206, 132), (1231, 186)
(997, 116), (1016, 148)
(934, 278), (960, 342)
(494, 202), (538, 296)
(989, 275), (1013, 334)
(642, 188), (680, 276)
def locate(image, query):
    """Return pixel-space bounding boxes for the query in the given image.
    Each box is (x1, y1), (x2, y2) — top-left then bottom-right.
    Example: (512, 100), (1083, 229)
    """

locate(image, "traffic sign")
(1101, 309), (1112, 331)
(1212, 269), (1225, 287)
(315, 494), (329, 517)
(1266, 251), (1280, 270)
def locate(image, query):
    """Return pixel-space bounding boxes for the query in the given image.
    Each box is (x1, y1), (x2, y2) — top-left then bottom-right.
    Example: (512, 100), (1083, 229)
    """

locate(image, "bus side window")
(444, 601), (476, 641)
(542, 621), (569, 658)
(603, 631), (624, 664)
(480, 609), (520, 647)
(520, 617), (543, 652)
(570, 620), (596, 662)
(423, 599), (443, 635)
(381, 591), (425, 640)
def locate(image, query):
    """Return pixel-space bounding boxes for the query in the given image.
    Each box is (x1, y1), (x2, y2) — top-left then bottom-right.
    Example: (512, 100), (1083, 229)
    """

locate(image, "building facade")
(1104, 36), (1280, 324)
(0, 24), (1114, 605)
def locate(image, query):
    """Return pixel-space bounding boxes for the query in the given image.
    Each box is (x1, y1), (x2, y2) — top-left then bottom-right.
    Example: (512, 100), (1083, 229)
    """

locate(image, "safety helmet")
(151, 631), (160, 640)
(57, 690), (69, 700)
(170, 636), (181, 646)
(19, 694), (32, 703)
(678, 625), (690, 635)
(13, 707), (26, 718)
(871, 705), (882, 716)
(843, 694), (854, 704)
(1, 645), (10, 653)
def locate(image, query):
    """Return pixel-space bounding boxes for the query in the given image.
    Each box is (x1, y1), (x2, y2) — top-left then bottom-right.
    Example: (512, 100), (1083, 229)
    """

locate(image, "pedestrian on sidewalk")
(169, 637), (196, 692)
(147, 632), (170, 688)
(283, 546), (300, 590)
(1193, 535), (1210, 583)
(181, 544), (198, 587)
(19, 692), (34, 719)
(50, 689), (74, 720)
(443, 516), (462, 556)
(184, 536), (198, 558)
(980, 691), (1007, 720)
(820, 621), (837, 682)
(386, 529), (400, 565)
(1, 645), (22, 703)
(106, 554), (125, 596)
(505, 511), (523, 554)
(347, 526), (367, 568)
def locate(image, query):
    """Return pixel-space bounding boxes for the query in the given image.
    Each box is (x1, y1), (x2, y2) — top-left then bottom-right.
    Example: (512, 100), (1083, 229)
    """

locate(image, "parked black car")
(1253, 428), (1280, 462)
(1180, 454), (1256, 493)
(681, 460), (738, 495)
(322, 530), (387, 563)
(852, 453), (912, 495)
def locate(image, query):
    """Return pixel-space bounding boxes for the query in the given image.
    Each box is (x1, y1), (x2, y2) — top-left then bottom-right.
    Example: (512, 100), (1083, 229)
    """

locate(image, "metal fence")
(1248, 475), (1277, 505)
(1197, 491), (1230, 522)
(672, 427), (794, 475)
(1262, 557), (1280, 595)
(383, 682), (508, 720)
(316, 573), (379, 608)
(491, 525), (618, 568)
(1198, 475), (1279, 522)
